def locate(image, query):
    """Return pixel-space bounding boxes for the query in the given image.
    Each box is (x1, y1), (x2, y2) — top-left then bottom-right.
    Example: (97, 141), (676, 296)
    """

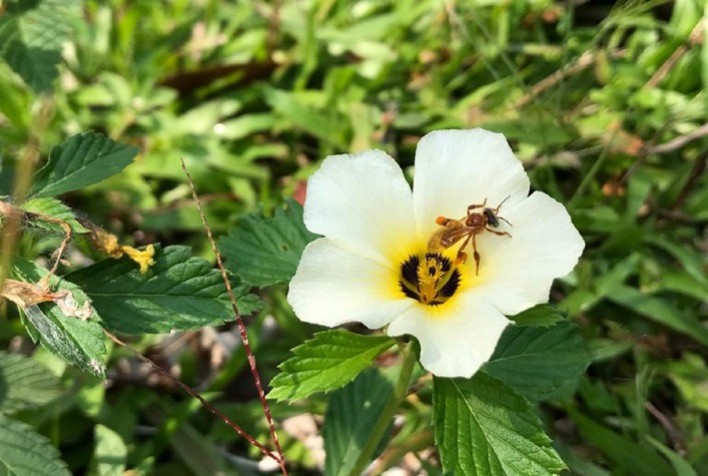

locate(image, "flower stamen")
(399, 253), (460, 306)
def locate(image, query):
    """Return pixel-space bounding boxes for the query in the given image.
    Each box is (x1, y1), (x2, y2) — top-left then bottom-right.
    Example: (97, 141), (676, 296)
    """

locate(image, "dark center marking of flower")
(399, 253), (460, 306)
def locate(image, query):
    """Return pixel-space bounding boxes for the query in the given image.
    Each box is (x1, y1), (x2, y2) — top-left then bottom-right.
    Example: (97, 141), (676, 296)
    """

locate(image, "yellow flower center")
(398, 252), (461, 306)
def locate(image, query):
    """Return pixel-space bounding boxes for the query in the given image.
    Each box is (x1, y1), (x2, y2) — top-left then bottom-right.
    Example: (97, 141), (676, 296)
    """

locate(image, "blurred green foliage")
(0, 0), (706, 474)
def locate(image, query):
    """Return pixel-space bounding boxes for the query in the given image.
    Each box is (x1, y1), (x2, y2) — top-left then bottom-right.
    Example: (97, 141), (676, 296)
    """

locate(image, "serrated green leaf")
(0, 0), (79, 92)
(13, 259), (107, 377)
(323, 369), (395, 476)
(31, 131), (139, 198)
(433, 373), (566, 476)
(88, 425), (127, 476)
(219, 199), (318, 287)
(23, 197), (90, 235)
(66, 245), (262, 334)
(268, 330), (394, 402)
(483, 322), (591, 402)
(567, 407), (673, 476)
(0, 351), (63, 414)
(508, 305), (565, 327)
(0, 414), (71, 476)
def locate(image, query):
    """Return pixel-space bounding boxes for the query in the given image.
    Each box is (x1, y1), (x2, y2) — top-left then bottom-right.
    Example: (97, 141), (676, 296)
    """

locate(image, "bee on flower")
(287, 129), (584, 378)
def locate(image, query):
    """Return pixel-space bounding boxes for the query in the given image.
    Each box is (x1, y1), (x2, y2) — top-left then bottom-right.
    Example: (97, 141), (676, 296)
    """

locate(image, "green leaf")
(508, 305), (565, 327)
(645, 436), (698, 476)
(66, 245), (261, 334)
(567, 407), (673, 476)
(88, 425), (127, 476)
(0, 351), (63, 414)
(645, 235), (708, 288)
(32, 131), (139, 198)
(323, 369), (395, 476)
(263, 88), (347, 148)
(268, 330), (394, 402)
(0, 0), (80, 92)
(661, 352), (708, 413)
(13, 259), (107, 377)
(607, 285), (708, 346)
(483, 322), (591, 402)
(0, 414), (71, 476)
(219, 199), (318, 287)
(655, 268), (708, 303)
(3, 1), (43, 15)
(433, 373), (566, 476)
(561, 254), (640, 316)
(23, 197), (90, 234)
(167, 415), (240, 476)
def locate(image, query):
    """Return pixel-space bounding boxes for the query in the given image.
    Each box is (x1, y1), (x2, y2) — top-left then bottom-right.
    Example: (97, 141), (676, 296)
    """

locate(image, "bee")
(427, 197), (512, 275)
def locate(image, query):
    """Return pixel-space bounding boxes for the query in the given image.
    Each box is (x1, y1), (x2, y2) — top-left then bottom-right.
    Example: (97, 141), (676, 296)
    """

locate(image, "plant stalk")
(347, 340), (417, 476)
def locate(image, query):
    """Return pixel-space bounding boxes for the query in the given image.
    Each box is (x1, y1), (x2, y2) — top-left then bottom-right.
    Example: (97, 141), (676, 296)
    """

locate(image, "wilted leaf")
(12, 259), (107, 377)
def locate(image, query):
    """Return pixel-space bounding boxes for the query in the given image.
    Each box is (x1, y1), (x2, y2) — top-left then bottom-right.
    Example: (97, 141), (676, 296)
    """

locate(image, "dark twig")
(669, 152), (706, 211)
(646, 123), (708, 155)
(515, 49), (627, 108)
(180, 158), (288, 475)
(644, 401), (686, 455)
(644, 20), (703, 90)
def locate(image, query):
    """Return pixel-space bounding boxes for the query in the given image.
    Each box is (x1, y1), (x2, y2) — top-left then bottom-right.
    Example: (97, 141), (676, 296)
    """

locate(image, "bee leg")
(472, 234), (481, 275)
(454, 250), (468, 266)
(453, 233), (473, 265)
(466, 199), (488, 215)
(486, 228), (512, 238)
(435, 216), (453, 226)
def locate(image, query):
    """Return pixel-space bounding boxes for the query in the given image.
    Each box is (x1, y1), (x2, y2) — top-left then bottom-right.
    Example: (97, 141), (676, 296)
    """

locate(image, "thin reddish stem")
(103, 330), (281, 463)
(180, 159), (287, 475)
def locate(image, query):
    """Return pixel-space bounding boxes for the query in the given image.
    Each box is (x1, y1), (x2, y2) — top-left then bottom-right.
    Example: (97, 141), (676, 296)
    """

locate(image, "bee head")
(483, 208), (499, 227)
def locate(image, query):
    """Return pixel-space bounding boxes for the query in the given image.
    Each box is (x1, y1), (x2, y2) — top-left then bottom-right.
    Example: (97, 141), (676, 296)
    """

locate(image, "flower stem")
(346, 340), (418, 476)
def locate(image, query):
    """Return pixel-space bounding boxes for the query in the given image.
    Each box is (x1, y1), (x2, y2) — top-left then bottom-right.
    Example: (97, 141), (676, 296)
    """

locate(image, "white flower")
(287, 129), (584, 378)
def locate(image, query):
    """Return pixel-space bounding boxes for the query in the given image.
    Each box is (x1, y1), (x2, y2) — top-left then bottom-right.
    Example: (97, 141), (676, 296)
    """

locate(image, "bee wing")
(428, 222), (470, 251)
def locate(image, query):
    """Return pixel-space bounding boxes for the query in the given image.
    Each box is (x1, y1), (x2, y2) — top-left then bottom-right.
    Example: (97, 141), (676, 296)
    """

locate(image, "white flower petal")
(469, 191), (585, 315)
(413, 129), (530, 238)
(387, 293), (510, 378)
(288, 238), (413, 329)
(304, 150), (416, 265)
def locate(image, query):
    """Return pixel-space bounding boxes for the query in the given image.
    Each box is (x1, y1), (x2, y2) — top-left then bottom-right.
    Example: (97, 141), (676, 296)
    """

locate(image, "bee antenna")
(500, 216), (513, 227)
(494, 195), (512, 213)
